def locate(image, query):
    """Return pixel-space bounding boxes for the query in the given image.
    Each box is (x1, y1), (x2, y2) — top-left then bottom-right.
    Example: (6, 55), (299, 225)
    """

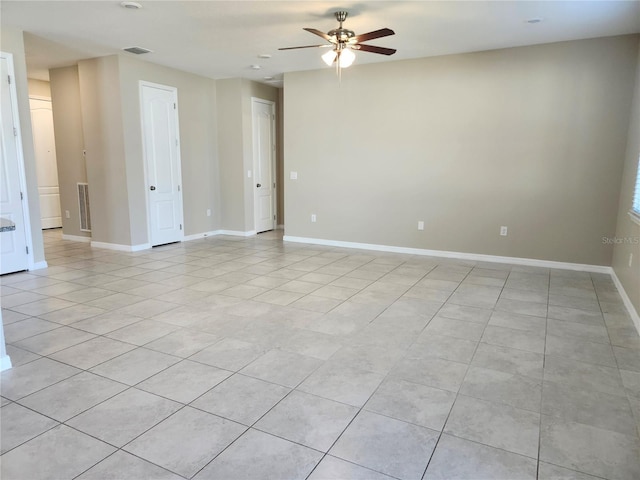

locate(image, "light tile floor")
(1, 228), (640, 480)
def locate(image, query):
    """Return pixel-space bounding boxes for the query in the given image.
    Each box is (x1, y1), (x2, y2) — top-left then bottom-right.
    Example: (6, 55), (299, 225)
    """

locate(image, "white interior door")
(1, 57), (29, 274)
(141, 82), (183, 247)
(30, 98), (61, 229)
(252, 99), (275, 233)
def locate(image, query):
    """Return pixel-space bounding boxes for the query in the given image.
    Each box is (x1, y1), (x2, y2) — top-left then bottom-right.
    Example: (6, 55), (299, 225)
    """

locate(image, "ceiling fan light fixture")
(339, 48), (355, 68)
(322, 49), (337, 66)
(279, 10), (395, 78)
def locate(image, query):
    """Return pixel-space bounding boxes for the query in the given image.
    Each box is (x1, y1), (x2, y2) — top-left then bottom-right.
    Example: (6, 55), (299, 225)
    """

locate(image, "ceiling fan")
(279, 11), (396, 70)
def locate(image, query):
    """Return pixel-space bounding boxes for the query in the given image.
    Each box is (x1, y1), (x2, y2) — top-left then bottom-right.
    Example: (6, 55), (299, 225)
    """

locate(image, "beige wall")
(70, 55), (221, 246)
(284, 35), (638, 266)
(1, 27), (45, 265)
(118, 55), (220, 242)
(217, 78), (279, 232)
(613, 38), (640, 316)
(216, 78), (245, 231)
(27, 78), (51, 98)
(49, 66), (89, 239)
(78, 56), (132, 246)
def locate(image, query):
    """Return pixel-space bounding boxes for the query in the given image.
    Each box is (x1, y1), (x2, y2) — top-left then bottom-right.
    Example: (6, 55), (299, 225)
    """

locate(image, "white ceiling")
(2, 1), (640, 85)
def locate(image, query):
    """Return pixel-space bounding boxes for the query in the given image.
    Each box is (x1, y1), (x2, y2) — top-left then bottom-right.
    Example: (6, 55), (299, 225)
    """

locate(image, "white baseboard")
(90, 241), (151, 252)
(62, 234), (91, 243)
(282, 235), (612, 273)
(29, 260), (48, 271)
(0, 354), (12, 371)
(217, 230), (257, 237)
(89, 231), (257, 250)
(610, 270), (640, 334)
(183, 230), (220, 242)
(183, 230), (257, 241)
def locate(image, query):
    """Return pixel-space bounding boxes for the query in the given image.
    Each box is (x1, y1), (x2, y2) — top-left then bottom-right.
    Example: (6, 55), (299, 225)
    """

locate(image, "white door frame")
(251, 97), (276, 233)
(139, 80), (184, 247)
(1, 51), (35, 270)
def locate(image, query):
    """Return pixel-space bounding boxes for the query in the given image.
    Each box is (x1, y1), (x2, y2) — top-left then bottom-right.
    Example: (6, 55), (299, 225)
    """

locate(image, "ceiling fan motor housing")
(328, 28), (355, 43)
(330, 11), (355, 44)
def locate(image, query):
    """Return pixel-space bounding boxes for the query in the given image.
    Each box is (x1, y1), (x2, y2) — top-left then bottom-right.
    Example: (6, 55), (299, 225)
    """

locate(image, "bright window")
(632, 155), (640, 221)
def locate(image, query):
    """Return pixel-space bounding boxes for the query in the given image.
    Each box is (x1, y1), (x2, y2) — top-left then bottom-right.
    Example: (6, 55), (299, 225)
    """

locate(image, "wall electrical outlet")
(630, 253), (634, 267)
(65, 210), (70, 219)
(311, 214), (317, 223)
(418, 221), (424, 231)
(206, 209), (211, 217)
(500, 226), (508, 236)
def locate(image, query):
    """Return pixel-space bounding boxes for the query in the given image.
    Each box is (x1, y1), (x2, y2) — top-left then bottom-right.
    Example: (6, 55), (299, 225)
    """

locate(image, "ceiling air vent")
(123, 46), (152, 55)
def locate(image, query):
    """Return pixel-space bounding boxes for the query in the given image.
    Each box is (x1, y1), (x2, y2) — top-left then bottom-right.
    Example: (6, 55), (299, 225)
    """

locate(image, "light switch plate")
(290, 171), (298, 180)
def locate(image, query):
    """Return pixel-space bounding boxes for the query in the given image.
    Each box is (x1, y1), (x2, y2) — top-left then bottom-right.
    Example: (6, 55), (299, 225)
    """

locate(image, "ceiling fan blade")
(303, 27), (334, 42)
(353, 28), (395, 43)
(354, 44), (396, 56)
(278, 44), (333, 50)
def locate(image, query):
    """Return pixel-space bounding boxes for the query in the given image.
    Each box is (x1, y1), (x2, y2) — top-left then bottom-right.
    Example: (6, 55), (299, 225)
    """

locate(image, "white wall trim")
(30, 260), (48, 270)
(282, 235), (612, 273)
(217, 230), (257, 237)
(0, 355), (12, 372)
(62, 234), (91, 243)
(0, 307), (11, 371)
(610, 270), (640, 334)
(90, 241), (150, 252)
(183, 230), (220, 242)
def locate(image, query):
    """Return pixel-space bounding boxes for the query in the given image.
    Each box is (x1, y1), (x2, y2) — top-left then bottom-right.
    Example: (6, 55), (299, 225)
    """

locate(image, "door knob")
(150, 186), (156, 191)
(256, 183), (261, 188)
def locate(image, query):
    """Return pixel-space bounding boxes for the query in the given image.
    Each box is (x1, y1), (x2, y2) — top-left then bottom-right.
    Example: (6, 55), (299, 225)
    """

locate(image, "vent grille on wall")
(123, 46), (152, 55)
(78, 183), (91, 232)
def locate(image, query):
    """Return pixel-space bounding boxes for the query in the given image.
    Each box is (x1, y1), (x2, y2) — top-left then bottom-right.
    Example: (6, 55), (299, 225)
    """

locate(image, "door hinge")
(273, 215), (276, 220)
(20, 192), (23, 200)
(273, 182), (276, 188)
(25, 246), (29, 254)
(175, 139), (178, 146)
(13, 127), (17, 136)
(173, 103), (176, 109)
(177, 185), (180, 191)
(179, 224), (182, 230)
(7, 75), (11, 85)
